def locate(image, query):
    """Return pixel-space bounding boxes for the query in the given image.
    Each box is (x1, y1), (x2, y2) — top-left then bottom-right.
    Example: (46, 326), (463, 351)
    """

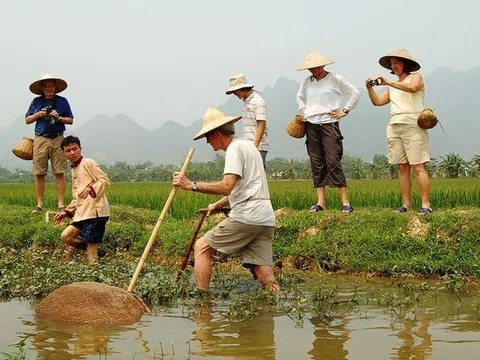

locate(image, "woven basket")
(286, 115), (306, 138)
(417, 108), (438, 130)
(12, 137), (34, 160)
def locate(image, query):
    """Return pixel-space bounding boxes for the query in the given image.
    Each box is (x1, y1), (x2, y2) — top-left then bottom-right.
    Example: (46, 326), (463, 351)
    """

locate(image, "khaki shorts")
(203, 217), (274, 267)
(33, 135), (67, 175)
(386, 124), (430, 165)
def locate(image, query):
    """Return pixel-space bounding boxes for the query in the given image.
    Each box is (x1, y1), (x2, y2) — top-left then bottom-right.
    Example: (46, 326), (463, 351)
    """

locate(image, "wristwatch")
(343, 109), (350, 115)
(191, 182), (198, 192)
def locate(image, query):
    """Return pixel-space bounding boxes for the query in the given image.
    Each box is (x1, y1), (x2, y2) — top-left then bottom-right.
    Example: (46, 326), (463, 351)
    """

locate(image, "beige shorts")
(203, 217), (274, 267)
(386, 124), (430, 165)
(33, 135), (67, 175)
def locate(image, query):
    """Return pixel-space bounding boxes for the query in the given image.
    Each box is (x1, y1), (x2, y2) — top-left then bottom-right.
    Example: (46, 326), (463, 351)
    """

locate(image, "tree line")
(1, 153), (479, 183)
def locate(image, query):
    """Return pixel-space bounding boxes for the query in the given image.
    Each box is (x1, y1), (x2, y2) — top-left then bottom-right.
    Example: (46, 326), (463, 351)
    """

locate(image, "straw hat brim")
(378, 55), (421, 72)
(29, 77), (68, 95)
(225, 83), (254, 95)
(193, 115), (242, 140)
(297, 60), (334, 71)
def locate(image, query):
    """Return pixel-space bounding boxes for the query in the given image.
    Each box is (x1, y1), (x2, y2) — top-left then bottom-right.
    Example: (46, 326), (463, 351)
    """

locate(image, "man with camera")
(25, 74), (74, 212)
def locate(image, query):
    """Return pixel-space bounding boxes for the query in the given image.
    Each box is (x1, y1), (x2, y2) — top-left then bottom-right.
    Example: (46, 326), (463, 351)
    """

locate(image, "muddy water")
(1, 277), (479, 359)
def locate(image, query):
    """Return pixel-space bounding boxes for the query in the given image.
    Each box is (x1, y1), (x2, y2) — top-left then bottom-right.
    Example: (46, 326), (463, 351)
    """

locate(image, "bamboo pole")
(128, 148), (195, 292)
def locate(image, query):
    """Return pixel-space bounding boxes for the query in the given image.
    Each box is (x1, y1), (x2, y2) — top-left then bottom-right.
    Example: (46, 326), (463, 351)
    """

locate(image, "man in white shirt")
(173, 107), (279, 293)
(226, 74), (269, 168)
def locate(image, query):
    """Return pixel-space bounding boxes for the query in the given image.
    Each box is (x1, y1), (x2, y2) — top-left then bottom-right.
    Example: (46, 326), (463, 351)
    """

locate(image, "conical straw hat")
(378, 49), (421, 71)
(297, 50), (334, 71)
(29, 73), (68, 95)
(193, 108), (242, 140)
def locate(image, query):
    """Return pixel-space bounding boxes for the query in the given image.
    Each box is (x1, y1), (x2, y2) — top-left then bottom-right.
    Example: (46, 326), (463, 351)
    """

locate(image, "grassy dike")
(0, 203), (479, 301)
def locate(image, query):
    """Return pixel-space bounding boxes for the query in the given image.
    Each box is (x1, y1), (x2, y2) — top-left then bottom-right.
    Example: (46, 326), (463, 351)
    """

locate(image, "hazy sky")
(2, 0), (478, 130)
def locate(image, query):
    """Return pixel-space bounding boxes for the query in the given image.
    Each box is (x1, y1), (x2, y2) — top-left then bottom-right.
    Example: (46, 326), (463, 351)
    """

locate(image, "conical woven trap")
(35, 282), (149, 325)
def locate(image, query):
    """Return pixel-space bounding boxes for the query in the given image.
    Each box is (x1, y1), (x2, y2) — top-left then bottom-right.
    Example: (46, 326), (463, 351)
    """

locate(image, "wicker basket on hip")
(417, 108), (438, 130)
(12, 137), (34, 160)
(286, 115), (306, 138)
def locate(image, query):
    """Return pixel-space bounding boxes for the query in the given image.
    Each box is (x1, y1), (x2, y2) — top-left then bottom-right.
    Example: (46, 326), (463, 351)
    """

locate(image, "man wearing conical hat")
(296, 50), (360, 213)
(226, 74), (269, 168)
(25, 74), (74, 213)
(365, 49), (433, 214)
(173, 108), (280, 293)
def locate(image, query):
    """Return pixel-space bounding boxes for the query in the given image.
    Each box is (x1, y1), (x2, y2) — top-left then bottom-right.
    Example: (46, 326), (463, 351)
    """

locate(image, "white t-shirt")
(224, 138), (275, 226)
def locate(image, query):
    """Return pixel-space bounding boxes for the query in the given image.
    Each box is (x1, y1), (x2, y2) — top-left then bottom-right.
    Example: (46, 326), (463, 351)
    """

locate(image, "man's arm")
(254, 120), (266, 148)
(173, 172), (239, 196)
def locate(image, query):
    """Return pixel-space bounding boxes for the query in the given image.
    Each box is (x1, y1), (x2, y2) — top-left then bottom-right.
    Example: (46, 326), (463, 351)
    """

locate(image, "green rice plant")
(1, 178), (480, 219)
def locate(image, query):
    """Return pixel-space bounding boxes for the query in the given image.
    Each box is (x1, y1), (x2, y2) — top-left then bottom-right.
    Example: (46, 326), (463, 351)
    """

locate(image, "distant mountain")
(2, 68), (479, 169)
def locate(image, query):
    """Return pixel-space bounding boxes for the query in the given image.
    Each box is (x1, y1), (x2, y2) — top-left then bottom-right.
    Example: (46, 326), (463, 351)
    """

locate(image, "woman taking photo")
(296, 50), (360, 213)
(366, 49), (432, 214)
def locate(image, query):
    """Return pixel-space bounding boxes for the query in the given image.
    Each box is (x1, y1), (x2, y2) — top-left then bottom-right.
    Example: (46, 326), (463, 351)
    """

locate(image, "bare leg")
(254, 265), (280, 293)
(398, 163), (412, 210)
(194, 237), (217, 292)
(54, 173), (66, 208)
(34, 174), (46, 209)
(337, 187), (350, 207)
(87, 243), (99, 265)
(311, 187), (326, 210)
(60, 225), (85, 249)
(411, 163), (431, 209)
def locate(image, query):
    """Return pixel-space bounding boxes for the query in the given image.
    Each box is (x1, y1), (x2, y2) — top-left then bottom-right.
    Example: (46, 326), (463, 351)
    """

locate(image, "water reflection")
(23, 319), (128, 359)
(393, 310), (432, 359)
(2, 277), (480, 359)
(308, 315), (350, 360)
(193, 304), (276, 359)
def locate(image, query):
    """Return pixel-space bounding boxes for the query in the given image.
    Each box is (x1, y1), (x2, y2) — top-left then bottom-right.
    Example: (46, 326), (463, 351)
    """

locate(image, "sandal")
(32, 206), (43, 213)
(418, 207), (433, 215)
(342, 205), (354, 213)
(58, 206), (66, 211)
(309, 204), (324, 212)
(395, 206), (408, 213)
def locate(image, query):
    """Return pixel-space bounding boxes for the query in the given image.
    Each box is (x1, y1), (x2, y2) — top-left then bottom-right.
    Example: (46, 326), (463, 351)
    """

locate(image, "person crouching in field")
(173, 108), (280, 293)
(54, 136), (110, 265)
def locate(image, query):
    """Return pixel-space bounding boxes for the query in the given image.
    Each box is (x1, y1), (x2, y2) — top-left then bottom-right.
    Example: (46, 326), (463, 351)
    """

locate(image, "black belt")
(40, 133), (63, 139)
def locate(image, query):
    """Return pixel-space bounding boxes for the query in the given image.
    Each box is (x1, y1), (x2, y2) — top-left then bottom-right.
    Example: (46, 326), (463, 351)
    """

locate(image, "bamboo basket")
(12, 137), (34, 160)
(417, 108), (438, 130)
(285, 115), (306, 138)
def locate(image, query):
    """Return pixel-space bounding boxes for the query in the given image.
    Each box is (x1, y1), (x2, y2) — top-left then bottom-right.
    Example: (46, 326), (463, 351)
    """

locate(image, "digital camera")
(368, 79), (381, 86)
(41, 105), (58, 124)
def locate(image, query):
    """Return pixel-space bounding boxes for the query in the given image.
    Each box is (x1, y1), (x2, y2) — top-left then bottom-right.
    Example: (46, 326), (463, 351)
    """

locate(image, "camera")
(41, 105), (55, 114)
(368, 79), (381, 86)
(41, 105), (59, 124)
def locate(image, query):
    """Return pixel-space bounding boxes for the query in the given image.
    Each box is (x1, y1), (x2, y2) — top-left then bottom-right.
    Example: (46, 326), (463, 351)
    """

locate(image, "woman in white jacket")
(296, 50), (360, 213)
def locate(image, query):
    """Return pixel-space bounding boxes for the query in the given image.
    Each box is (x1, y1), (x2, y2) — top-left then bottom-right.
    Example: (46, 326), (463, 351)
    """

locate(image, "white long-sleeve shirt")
(296, 73), (360, 124)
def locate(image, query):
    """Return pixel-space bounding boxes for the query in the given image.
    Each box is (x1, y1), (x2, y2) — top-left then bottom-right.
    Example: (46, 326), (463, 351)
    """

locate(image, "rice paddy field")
(0, 178), (479, 219)
(0, 178), (479, 280)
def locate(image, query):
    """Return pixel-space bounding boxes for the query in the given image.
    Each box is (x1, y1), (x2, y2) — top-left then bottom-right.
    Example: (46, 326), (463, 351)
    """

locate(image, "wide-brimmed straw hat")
(225, 74), (254, 95)
(297, 50), (335, 71)
(29, 74), (68, 95)
(193, 107), (242, 140)
(378, 49), (421, 72)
